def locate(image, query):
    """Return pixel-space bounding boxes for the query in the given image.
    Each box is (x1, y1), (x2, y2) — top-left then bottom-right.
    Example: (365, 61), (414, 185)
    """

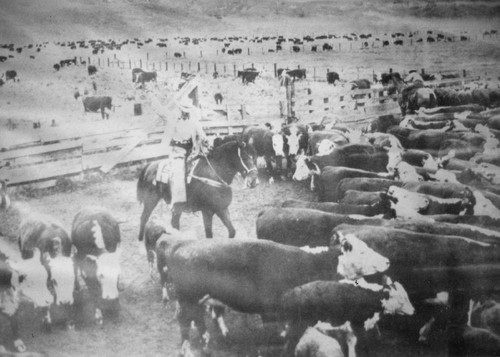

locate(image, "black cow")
(323, 43), (333, 51)
(87, 65), (98, 76)
(71, 207), (121, 325)
(326, 71), (340, 85)
(237, 69), (259, 84)
(214, 93), (223, 104)
(174, 52), (182, 58)
(287, 69), (306, 81)
(5, 71), (17, 81)
(292, 46), (301, 52)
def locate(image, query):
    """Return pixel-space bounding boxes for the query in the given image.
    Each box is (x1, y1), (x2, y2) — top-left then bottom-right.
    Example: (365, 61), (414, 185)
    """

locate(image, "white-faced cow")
(155, 231), (390, 353)
(17, 215), (76, 330)
(241, 126), (286, 182)
(74, 91), (113, 120)
(71, 207), (121, 325)
(282, 278), (414, 356)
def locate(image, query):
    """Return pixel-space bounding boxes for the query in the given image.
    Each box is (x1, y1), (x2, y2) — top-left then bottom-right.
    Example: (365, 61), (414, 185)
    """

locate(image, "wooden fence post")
(198, 62), (201, 72)
(274, 63), (277, 78)
(139, 59), (142, 69)
(166, 62), (168, 71)
(129, 59), (131, 69)
(240, 104), (247, 121)
(107, 58), (110, 67)
(233, 64), (236, 76)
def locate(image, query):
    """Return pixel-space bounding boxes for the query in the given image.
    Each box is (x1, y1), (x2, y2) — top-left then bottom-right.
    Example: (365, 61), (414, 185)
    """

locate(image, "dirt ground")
(1, 169), (318, 357)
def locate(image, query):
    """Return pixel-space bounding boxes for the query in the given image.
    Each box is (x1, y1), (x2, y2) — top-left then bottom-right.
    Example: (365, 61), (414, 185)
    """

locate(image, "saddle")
(155, 157), (200, 185)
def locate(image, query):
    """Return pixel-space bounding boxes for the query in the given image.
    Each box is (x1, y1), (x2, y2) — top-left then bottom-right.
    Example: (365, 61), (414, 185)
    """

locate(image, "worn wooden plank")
(3, 158), (83, 185)
(99, 133), (148, 173)
(0, 140), (82, 162)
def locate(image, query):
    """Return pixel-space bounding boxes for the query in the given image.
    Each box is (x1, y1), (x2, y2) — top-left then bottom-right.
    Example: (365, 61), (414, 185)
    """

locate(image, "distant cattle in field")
(135, 71), (157, 86)
(292, 46), (301, 52)
(237, 69), (259, 84)
(383, 40), (390, 46)
(394, 39), (403, 45)
(174, 52), (182, 58)
(4, 70), (17, 82)
(87, 65), (98, 76)
(323, 43), (333, 51)
(327, 71), (340, 85)
(287, 69), (307, 81)
(132, 68), (143, 82)
(75, 91), (113, 119)
(461, 36), (468, 41)
(214, 93), (223, 104)
(0, 56), (7, 62)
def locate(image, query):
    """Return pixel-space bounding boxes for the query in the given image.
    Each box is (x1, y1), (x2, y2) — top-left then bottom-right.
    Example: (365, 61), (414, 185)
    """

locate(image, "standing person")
(150, 94), (208, 226)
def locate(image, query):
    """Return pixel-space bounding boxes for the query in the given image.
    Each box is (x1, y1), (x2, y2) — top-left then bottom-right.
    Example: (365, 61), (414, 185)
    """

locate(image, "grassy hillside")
(0, 0), (499, 44)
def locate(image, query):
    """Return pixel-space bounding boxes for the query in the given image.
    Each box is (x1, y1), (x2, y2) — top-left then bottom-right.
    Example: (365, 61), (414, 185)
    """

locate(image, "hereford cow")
(17, 215), (75, 329)
(241, 126), (285, 182)
(333, 224), (500, 294)
(135, 71), (157, 87)
(71, 207), (121, 325)
(132, 68), (143, 82)
(155, 232), (390, 352)
(283, 279), (414, 357)
(256, 207), (386, 247)
(74, 91), (113, 120)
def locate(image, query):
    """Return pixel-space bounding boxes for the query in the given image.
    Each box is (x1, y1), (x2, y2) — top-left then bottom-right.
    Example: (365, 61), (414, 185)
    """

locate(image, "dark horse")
(137, 140), (258, 241)
(385, 73), (437, 115)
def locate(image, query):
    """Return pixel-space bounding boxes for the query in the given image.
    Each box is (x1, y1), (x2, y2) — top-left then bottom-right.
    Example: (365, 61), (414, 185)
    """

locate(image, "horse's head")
(235, 140), (258, 188)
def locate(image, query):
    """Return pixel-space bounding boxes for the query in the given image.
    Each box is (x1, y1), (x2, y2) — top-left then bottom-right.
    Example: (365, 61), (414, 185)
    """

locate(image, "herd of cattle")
(2, 33), (500, 356)
(138, 99), (500, 355)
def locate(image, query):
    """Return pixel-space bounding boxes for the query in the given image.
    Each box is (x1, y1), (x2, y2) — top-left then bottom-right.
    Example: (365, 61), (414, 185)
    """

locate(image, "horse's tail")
(137, 164), (152, 203)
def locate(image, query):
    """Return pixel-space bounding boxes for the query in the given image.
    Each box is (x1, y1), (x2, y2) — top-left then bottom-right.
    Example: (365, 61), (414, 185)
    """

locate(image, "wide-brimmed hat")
(177, 98), (197, 114)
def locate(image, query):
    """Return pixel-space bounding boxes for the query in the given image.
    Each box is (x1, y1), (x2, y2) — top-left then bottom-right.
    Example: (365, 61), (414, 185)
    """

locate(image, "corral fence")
(0, 67), (486, 187)
(0, 121), (257, 188)
(283, 74), (482, 128)
(80, 53), (497, 85)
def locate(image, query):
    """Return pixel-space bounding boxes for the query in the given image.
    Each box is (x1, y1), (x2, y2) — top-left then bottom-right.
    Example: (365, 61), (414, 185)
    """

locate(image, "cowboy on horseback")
(400, 71), (424, 112)
(151, 95), (209, 217)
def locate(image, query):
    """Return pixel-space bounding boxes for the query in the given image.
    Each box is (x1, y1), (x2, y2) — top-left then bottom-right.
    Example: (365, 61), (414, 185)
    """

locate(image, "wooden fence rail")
(0, 121), (259, 187)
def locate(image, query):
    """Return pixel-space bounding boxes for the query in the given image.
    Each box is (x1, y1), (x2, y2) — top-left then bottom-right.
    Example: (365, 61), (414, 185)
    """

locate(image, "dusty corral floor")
(0, 171), (454, 357)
